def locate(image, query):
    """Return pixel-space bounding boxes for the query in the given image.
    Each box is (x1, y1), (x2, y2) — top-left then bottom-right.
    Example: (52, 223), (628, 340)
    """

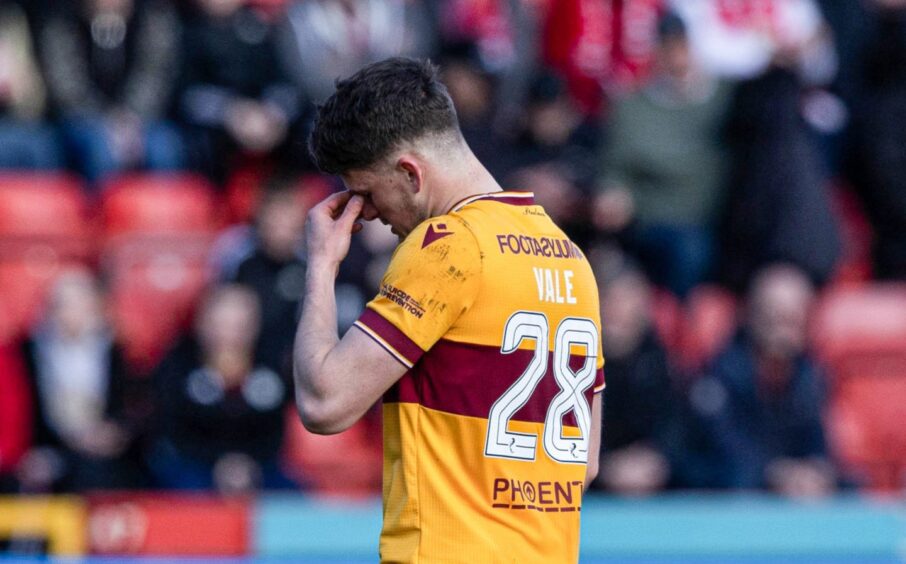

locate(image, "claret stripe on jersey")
(380, 337), (602, 425)
(353, 308), (424, 368)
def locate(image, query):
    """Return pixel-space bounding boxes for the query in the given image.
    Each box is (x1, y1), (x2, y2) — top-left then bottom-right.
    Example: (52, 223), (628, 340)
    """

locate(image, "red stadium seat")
(0, 257), (89, 339)
(282, 409), (382, 498)
(650, 285), (738, 373)
(225, 170), (334, 225)
(0, 174), (93, 336)
(828, 184), (873, 286)
(98, 174), (219, 369)
(811, 284), (906, 362)
(811, 284), (906, 491)
(828, 364), (906, 491)
(100, 173), (218, 242)
(0, 172), (88, 232)
(679, 285), (738, 370)
(0, 172), (92, 254)
(105, 242), (212, 372)
(650, 288), (682, 357)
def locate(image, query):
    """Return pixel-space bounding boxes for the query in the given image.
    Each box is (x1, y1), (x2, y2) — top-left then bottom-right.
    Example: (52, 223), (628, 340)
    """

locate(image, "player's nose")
(360, 201), (380, 221)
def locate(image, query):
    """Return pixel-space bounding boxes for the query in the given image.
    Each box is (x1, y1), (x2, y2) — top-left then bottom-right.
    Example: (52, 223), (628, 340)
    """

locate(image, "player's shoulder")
(391, 213), (480, 267)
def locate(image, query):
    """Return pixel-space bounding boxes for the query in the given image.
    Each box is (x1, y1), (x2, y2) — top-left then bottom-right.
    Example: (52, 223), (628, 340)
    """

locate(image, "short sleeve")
(353, 217), (481, 368)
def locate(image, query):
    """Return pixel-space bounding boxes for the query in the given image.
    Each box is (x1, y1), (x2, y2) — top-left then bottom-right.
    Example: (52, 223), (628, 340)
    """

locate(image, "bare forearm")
(293, 260), (341, 405)
(294, 192), (384, 434)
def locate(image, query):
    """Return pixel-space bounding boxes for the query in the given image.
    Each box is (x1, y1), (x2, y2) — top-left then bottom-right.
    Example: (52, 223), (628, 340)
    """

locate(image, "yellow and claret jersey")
(353, 191), (605, 563)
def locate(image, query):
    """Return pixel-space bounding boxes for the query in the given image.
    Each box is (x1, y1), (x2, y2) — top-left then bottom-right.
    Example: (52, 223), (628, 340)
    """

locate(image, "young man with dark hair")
(295, 57), (605, 562)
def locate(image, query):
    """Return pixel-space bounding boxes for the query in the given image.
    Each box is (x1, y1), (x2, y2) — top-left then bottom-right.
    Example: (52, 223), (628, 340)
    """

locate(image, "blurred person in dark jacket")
(718, 67), (841, 293)
(437, 42), (506, 181)
(17, 268), (147, 492)
(219, 178), (374, 375)
(0, 0), (63, 169)
(436, 0), (539, 134)
(591, 250), (676, 496)
(503, 71), (602, 246)
(179, 0), (300, 182)
(223, 184), (309, 375)
(149, 284), (296, 492)
(685, 264), (836, 496)
(39, 0), (183, 184)
(592, 11), (733, 298)
(849, 1), (906, 279)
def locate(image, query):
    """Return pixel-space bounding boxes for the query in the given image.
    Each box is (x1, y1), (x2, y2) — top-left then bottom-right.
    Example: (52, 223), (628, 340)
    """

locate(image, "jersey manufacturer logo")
(421, 223), (454, 248)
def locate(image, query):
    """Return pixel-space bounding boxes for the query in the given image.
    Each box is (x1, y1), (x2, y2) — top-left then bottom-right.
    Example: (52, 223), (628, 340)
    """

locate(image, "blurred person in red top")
(0, 344), (31, 493)
(542, 0), (665, 116)
(17, 268), (147, 492)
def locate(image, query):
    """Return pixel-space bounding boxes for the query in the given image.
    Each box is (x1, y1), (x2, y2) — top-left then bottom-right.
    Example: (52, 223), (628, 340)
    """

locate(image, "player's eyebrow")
(340, 181), (369, 197)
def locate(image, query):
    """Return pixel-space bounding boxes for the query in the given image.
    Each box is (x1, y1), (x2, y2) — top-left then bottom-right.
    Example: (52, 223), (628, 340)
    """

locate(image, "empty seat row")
(0, 173), (219, 369)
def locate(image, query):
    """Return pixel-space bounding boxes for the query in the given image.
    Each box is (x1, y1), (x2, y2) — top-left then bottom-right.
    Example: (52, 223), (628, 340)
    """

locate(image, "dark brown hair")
(309, 57), (460, 175)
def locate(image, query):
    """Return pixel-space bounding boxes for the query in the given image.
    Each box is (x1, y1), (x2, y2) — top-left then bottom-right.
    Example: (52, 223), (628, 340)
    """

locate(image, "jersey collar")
(448, 191), (535, 213)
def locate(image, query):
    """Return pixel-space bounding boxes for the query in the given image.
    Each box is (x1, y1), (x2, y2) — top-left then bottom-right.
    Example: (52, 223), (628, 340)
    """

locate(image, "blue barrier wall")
(255, 494), (906, 562)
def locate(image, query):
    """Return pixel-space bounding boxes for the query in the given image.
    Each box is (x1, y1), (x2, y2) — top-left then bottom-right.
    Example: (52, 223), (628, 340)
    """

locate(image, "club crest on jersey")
(421, 223), (454, 248)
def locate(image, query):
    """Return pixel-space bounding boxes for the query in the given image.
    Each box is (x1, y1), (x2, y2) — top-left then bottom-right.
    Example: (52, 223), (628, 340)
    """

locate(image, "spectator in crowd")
(848, 1), (906, 279)
(149, 284), (296, 492)
(591, 250), (676, 496)
(179, 0), (300, 182)
(216, 177), (374, 373)
(542, 0), (664, 116)
(0, 344), (31, 493)
(502, 71), (602, 245)
(437, 0), (539, 133)
(592, 11), (733, 298)
(0, 1), (63, 169)
(438, 42), (507, 180)
(222, 183), (309, 375)
(38, 0), (183, 184)
(278, 0), (437, 105)
(684, 264), (836, 496)
(667, 0), (846, 173)
(17, 268), (146, 492)
(718, 66), (841, 293)
(668, 0), (837, 85)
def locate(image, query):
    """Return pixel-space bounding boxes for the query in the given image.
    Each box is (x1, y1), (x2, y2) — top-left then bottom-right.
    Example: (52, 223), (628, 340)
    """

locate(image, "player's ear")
(397, 157), (423, 194)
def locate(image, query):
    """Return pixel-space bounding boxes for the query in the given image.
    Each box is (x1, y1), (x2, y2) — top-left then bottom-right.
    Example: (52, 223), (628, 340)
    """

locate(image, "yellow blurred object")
(0, 496), (87, 556)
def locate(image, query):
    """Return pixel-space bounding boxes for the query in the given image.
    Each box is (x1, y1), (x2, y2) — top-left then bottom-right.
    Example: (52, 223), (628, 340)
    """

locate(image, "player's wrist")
(305, 256), (342, 281)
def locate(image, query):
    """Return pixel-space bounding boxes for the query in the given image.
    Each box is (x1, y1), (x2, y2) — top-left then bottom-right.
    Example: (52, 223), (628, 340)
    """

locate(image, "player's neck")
(430, 151), (502, 216)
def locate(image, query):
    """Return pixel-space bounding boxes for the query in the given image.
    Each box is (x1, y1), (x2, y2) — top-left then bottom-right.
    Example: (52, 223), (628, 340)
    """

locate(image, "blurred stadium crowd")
(1, 0), (905, 500)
